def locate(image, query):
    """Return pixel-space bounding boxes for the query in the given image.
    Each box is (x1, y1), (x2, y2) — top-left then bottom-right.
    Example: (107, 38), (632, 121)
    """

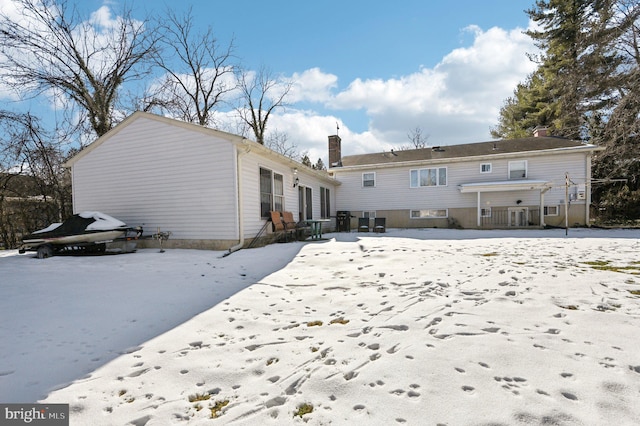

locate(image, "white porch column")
(477, 192), (481, 227)
(539, 189), (545, 227)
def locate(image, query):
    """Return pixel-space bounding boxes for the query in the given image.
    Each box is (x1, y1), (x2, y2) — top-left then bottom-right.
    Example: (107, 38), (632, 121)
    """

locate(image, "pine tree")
(491, 69), (554, 139)
(494, 0), (639, 219)
(301, 155), (312, 168)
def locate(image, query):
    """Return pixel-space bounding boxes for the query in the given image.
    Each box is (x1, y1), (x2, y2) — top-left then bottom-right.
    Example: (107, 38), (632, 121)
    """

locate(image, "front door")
(508, 207), (528, 227)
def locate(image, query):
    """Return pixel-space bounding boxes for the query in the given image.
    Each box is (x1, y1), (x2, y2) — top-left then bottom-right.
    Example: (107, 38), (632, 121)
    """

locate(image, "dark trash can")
(337, 211), (351, 232)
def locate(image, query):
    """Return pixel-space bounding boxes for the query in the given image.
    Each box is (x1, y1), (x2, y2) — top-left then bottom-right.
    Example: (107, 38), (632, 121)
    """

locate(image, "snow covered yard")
(2, 228), (640, 425)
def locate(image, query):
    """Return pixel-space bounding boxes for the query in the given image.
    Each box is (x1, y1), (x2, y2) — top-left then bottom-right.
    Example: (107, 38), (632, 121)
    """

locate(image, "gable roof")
(337, 137), (602, 169)
(63, 111), (245, 168)
(63, 111), (338, 185)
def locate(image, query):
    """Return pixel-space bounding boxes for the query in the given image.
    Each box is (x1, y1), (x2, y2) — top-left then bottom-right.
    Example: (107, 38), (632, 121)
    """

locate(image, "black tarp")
(25, 215), (97, 240)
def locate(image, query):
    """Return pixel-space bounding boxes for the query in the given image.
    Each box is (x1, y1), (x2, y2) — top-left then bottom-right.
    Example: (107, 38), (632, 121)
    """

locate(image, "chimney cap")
(533, 126), (549, 137)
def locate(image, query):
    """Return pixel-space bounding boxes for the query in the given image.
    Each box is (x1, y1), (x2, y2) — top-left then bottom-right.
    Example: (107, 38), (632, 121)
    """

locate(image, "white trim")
(362, 172), (376, 187)
(458, 180), (551, 193)
(508, 160), (527, 179)
(480, 163), (492, 173)
(544, 205), (559, 216)
(409, 167), (448, 188)
(329, 145), (604, 172)
(410, 209), (448, 219)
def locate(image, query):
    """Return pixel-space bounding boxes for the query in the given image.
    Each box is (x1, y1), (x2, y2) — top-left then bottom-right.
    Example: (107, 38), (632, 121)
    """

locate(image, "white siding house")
(329, 133), (603, 229)
(65, 112), (338, 250)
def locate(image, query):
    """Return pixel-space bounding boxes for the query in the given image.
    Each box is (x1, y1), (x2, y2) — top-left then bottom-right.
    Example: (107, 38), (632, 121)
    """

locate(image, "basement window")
(544, 205), (559, 216)
(410, 209), (448, 219)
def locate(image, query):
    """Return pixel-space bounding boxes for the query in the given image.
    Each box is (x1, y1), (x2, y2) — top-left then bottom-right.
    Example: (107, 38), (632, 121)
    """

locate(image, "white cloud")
(255, 22), (540, 165)
(308, 23), (538, 150)
(265, 111), (388, 163)
(287, 68), (338, 103)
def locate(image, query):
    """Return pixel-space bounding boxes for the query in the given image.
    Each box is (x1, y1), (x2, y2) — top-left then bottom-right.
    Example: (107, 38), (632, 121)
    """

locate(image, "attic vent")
(431, 146), (445, 152)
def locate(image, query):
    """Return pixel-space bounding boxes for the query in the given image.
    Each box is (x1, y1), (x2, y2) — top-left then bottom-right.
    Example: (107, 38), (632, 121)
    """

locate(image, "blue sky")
(3, 0), (539, 163)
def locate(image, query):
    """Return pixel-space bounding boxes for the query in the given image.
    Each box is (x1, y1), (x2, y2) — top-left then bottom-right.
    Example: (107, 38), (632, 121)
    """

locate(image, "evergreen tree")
(301, 155), (312, 168)
(494, 0), (639, 220)
(491, 69), (554, 139)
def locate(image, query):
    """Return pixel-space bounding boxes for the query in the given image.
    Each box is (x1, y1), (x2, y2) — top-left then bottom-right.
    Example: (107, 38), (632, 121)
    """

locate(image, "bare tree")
(0, 111), (70, 248)
(0, 0), (158, 137)
(236, 66), (292, 144)
(264, 129), (302, 160)
(407, 126), (429, 149)
(395, 126), (430, 150)
(148, 7), (237, 126)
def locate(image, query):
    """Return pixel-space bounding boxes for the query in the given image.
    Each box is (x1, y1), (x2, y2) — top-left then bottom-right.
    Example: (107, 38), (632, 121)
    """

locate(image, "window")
(362, 172), (376, 187)
(544, 205), (559, 216)
(273, 173), (284, 212)
(320, 187), (331, 218)
(508, 160), (527, 179)
(481, 208), (492, 217)
(259, 167), (284, 218)
(410, 209), (448, 218)
(305, 187), (313, 220)
(480, 163), (492, 173)
(363, 211), (376, 219)
(410, 167), (447, 187)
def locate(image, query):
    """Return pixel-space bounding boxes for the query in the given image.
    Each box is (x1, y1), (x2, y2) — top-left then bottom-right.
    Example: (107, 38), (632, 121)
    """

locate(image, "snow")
(2, 227), (640, 425)
(31, 222), (62, 234)
(78, 211), (127, 231)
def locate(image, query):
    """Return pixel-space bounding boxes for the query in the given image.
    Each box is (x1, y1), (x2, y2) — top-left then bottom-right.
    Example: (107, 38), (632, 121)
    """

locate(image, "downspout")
(226, 140), (249, 255)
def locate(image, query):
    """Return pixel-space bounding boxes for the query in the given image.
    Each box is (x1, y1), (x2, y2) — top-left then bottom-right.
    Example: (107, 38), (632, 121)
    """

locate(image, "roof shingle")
(339, 137), (592, 167)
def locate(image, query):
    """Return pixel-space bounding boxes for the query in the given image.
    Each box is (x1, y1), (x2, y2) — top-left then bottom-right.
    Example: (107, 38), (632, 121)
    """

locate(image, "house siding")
(240, 152), (337, 240)
(333, 150), (591, 228)
(71, 116), (238, 242)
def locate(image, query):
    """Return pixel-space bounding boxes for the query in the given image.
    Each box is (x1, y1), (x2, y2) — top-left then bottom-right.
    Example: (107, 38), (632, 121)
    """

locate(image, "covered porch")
(458, 180), (552, 228)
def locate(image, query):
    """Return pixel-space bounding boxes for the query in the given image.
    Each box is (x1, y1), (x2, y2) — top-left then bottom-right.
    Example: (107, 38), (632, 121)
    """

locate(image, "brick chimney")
(533, 126), (548, 138)
(328, 135), (342, 167)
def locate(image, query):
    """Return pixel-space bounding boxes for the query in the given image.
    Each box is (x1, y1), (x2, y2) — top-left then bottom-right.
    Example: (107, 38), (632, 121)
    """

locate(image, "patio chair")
(282, 211), (297, 231)
(282, 211), (298, 241)
(358, 217), (370, 232)
(374, 217), (386, 233)
(270, 211), (285, 232)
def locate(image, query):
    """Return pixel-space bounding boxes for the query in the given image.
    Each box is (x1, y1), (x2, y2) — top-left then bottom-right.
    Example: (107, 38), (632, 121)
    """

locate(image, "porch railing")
(480, 208), (541, 228)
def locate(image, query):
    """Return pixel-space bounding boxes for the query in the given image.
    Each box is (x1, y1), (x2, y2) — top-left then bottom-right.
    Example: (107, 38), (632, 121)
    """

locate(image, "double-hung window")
(508, 160), (527, 179)
(410, 167), (447, 187)
(260, 167), (284, 217)
(362, 172), (376, 187)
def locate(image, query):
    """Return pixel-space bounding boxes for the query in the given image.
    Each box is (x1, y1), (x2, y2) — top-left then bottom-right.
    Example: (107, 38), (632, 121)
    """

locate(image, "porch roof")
(458, 179), (551, 193)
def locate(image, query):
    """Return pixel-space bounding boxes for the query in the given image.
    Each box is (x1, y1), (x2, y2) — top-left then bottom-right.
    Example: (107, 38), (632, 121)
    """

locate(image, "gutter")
(330, 145), (605, 173)
(225, 139), (250, 256)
